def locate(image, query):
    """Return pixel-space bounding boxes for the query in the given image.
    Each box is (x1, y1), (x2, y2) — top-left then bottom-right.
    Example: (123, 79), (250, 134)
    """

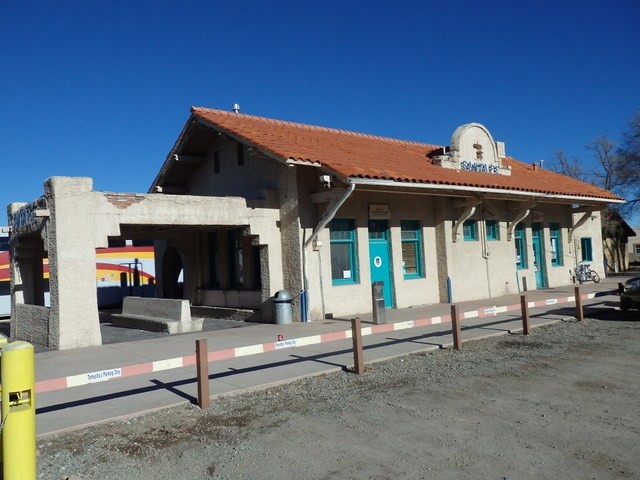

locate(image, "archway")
(162, 246), (184, 299)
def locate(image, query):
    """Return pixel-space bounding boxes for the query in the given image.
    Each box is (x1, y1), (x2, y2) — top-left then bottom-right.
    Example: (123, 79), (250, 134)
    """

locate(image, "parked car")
(620, 276), (640, 311)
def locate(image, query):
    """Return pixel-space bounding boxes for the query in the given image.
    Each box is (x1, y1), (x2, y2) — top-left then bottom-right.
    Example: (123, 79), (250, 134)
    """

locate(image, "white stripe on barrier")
(294, 335), (322, 347)
(431, 316), (442, 324)
(234, 344), (265, 357)
(394, 320), (415, 330)
(152, 357), (183, 372)
(66, 374), (88, 388)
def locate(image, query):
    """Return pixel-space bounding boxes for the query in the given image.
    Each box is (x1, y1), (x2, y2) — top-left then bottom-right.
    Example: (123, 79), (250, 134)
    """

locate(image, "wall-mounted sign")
(369, 204), (390, 220)
(460, 161), (500, 174)
(532, 211), (544, 222)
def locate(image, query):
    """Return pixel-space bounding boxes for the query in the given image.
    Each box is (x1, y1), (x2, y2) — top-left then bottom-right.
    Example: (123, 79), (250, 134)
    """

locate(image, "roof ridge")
(191, 106), (440, 149)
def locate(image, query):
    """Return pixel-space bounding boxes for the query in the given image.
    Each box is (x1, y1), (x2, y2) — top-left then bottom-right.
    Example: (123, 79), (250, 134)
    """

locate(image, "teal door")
(368, 220), (393, 307)
(532, 223), (547, 288)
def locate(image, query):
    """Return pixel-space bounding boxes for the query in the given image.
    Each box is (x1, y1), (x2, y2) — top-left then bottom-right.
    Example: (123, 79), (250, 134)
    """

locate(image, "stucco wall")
(301, 189), (608, 316)
(186, 140), (282, 198)
(304, 191), (441, 319)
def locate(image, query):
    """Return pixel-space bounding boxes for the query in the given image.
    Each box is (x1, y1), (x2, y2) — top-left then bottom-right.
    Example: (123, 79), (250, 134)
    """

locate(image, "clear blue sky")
(2, 0), (639, 226)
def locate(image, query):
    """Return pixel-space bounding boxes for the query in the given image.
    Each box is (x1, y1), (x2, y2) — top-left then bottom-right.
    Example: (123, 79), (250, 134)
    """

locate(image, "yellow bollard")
(1, 341), (36, 479)
(0, 333), (8, 465)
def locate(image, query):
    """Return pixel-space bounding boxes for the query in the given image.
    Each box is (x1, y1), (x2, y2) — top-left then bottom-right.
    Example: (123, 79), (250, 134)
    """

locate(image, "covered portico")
(8, 176), (281, 349)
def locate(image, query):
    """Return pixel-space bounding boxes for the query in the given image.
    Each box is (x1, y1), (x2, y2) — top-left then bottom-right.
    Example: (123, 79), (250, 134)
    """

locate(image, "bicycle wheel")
(589, 270), (600, 283)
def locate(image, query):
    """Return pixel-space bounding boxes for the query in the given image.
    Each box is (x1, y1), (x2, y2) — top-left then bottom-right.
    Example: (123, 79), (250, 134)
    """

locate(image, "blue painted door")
(532, 223), (547, 288)
(368, 220), (393, 307)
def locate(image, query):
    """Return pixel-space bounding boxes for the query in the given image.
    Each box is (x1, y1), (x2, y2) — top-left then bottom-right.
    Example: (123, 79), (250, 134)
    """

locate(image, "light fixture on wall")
(319, 175), (332, 188)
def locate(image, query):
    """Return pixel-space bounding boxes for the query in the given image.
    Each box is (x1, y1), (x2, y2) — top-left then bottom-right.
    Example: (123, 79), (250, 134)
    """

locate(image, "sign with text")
(369, 204), (390, 220)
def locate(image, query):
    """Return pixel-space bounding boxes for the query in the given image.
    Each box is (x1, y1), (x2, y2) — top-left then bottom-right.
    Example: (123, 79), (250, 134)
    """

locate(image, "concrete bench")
(112, 297), (203, 334)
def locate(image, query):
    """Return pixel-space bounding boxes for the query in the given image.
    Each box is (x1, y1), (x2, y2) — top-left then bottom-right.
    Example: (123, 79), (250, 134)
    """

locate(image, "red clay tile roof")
(191, 107), (623, 203)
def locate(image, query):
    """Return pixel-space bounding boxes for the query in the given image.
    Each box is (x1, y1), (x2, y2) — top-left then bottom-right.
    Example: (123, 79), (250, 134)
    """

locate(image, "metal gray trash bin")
(372, 281), (386, 325)
(273, 290), (293, 324)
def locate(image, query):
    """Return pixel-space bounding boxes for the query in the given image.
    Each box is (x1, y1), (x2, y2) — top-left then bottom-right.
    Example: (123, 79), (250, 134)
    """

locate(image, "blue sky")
(1, 0), (639, 225)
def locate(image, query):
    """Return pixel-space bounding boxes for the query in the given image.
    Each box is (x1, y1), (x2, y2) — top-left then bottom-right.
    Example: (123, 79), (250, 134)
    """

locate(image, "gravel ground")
(38, 314), (640, 480)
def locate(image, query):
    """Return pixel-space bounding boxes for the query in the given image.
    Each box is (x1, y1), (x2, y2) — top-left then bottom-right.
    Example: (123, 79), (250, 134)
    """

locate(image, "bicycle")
(574, 263), (600, 284)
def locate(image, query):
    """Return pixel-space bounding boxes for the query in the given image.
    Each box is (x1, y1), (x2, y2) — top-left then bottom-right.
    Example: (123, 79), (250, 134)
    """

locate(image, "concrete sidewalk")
(33, 275), (628, 437)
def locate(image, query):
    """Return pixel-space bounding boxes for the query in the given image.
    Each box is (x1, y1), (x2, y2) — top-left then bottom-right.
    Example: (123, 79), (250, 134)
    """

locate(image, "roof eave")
(148, 115), (198, 193)
(192, 114), (290, 167)
(349, 178), (625, 206)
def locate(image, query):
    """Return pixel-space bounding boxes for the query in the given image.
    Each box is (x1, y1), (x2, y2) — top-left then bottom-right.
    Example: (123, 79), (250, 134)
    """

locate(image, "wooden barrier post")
(196, 338), (210, 408)
(351, 317), (365, 374)
(520, 294), (530, 335)
(574, 286), (584, 322)
(451, 305), (462, 350)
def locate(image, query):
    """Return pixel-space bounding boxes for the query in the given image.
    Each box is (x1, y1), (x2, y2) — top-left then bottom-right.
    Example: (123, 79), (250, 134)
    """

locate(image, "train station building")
(6, 107), (624, 349)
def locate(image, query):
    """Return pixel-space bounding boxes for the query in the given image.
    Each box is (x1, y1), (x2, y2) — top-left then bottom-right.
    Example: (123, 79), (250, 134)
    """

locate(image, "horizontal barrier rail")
(35, 291), (602, 394)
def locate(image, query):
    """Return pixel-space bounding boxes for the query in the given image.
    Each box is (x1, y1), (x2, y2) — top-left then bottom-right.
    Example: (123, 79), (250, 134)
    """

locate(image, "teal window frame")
(401, 220), (424, 279)
(515, 223), (527, 269)
(580, 237), (593, 262)
(549, 223), (563, 266)
(330, 219), (358, 285)
(485, 220), (499, 240)
(463, 220), (478, 241)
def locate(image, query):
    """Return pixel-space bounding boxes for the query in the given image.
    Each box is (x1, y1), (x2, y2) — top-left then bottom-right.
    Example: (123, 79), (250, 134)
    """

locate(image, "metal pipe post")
(451, 305), (462, 350)
(520, 294), (530, 335)
(574, 286), (584, 322)
(351, 317), (365, 374)
(196, 339), (210, 409)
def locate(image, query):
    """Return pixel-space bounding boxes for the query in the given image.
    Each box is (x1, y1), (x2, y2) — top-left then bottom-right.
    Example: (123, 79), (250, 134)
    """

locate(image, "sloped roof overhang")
(348, 177), (625, 207)
(150, 108), (626, 209)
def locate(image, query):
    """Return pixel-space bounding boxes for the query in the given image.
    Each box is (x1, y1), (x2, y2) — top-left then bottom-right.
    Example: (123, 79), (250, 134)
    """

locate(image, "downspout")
(301, 182), (356, 321)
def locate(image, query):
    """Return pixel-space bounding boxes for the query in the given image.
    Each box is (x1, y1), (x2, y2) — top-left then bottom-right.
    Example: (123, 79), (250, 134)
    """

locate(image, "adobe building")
(7, 107), (623, 349)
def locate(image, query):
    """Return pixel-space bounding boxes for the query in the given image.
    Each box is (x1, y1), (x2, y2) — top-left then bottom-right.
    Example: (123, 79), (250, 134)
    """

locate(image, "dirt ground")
(38, 312), (640, 480)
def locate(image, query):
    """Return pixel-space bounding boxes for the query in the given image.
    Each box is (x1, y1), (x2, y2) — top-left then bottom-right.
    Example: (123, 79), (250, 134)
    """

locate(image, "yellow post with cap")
(1, 340), (37, 479)
(0, 333), (7, 465)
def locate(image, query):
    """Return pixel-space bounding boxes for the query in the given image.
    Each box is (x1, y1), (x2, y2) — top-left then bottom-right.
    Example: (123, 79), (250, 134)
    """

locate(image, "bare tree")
(550, 121), (638, 273)
(551, 149), (590, 182)
(618, 111), (640, 209)
(588, 135), (626, 193)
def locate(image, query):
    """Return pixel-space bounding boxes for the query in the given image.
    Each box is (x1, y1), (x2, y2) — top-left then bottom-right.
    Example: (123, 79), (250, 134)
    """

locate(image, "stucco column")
(279, 168), (303, 322)
(434, 197), (452, 303)
(45, 177), (102, 349)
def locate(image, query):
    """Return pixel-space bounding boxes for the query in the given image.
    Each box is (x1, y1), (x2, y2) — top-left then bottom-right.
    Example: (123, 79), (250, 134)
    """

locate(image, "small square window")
(463, 220), (478, 241)
(486, 220), (499, 240)
(581, 237), (593, 262)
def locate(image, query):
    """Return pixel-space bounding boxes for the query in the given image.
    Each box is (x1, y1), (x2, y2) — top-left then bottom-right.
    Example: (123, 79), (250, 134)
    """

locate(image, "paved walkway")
(31, 275), (630, 437)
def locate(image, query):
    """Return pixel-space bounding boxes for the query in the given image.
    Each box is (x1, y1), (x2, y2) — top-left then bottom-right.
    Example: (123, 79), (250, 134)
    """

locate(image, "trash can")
(273, 290), (293, 325)
(371, 281), (386, 325)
